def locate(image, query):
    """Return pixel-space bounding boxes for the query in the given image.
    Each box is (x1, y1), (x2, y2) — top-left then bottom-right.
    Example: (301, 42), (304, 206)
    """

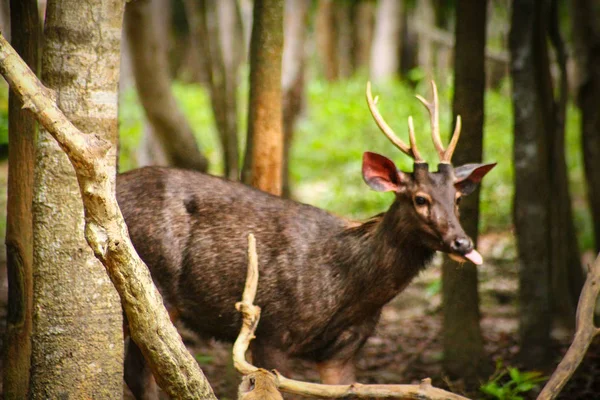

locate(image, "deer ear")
(454, 163), (496, 195)
(362, 152), (404, 192)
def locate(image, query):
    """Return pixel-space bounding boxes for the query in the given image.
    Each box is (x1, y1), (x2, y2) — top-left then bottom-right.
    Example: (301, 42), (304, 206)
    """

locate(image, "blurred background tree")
(1, 0), (598, 398)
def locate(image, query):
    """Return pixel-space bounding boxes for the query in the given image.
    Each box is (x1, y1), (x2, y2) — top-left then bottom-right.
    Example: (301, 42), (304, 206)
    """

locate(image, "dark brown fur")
(117, 158), (493, 398)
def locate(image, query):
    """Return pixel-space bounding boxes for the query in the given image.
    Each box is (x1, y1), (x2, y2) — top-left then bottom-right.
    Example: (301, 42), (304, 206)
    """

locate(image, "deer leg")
(124, 337), (159, 400)
(250, 340), (292, 375)
(316, 358), (356, 385)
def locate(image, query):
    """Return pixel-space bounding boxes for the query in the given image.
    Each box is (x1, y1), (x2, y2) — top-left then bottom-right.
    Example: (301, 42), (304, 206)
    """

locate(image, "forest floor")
(150, 232), (600, 400)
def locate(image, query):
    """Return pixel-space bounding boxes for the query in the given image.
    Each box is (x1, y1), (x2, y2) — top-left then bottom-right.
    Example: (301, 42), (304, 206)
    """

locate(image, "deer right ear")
(362, 152), (404, 192)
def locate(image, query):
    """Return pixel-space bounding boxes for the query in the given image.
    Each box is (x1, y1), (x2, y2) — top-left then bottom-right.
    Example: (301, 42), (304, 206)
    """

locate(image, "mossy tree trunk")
(441, 0), (489, 382)
(242, 0), (284, 195)
(29, 0), (125, 397)
(4, 0), (40, 397)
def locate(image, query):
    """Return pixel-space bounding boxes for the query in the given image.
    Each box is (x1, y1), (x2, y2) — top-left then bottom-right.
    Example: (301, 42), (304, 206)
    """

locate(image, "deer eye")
(456, 196), (462, 205)
(414, 196), (428, 206)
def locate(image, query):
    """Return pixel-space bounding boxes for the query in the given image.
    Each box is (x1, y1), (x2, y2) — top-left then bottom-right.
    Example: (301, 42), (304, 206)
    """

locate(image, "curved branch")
(0, 33), (216, 399)
(233, 234), (470, 400)
(537, 254), (600, 400)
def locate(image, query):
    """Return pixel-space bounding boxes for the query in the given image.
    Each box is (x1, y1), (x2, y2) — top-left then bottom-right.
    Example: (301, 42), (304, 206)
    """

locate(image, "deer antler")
(366, 82), (424, 163)
(415, 81), (462, 164)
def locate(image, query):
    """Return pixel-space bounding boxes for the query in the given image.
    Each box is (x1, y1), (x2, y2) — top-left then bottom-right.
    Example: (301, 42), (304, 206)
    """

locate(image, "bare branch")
(233, 233), (261, 375)
(537, 254), (600, 400)
(0, 33), (216, 399)
(233, 234), (470, 400)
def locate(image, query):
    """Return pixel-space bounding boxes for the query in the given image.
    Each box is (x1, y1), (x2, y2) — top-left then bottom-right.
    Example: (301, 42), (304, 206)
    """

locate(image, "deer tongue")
(448, 249), (483, 265)
(463, 249), (483, 265)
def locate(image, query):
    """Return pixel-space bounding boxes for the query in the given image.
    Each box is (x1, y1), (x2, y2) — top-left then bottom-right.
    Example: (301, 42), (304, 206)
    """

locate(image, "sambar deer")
(117, 81), (495, 398)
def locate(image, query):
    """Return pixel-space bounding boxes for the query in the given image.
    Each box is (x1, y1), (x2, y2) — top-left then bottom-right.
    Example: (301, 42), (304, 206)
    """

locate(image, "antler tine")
(444, 115), (462, 163)
(407, 116), (424, 163)
(415, 81), (445, 161)
(366, 81), (416, 160)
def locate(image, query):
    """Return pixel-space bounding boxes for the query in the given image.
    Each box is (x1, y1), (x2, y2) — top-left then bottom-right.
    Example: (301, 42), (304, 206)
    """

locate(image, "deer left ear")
(454, 163), (496, 195)
(362, 152), (407, 192)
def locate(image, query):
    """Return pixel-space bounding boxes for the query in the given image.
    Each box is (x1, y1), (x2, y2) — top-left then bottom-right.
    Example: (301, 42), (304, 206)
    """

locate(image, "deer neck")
(332, 202), (435, 304)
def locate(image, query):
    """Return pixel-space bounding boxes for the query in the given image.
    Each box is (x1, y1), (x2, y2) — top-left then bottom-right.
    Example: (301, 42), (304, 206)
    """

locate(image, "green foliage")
(480, 360), (547, 400)
(194, 353), (214, 365)
(116, 75), (592, 250)
(425, 278), (441, 297)
(0, 85), (9, 145)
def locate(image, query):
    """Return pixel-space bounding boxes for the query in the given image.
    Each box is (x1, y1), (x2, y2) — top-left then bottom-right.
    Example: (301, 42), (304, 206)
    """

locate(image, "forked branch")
(233, 234), (469, 400)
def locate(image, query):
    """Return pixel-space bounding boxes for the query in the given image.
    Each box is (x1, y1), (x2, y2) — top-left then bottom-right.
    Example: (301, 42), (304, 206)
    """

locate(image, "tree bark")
(547, 0), (584, 328)
(370, 0), (402, 82)
(316, 0), (338, 81)
(3, 0), (39, 397)
(29, 1), (125, 397)
(125, 0), (209, 172)
(571, 0), (600, 252)
(185, 0), (242, 180)
(282, 0), (309, 198)
(510, 0), (583, 367)
(0, 32), (218, 400)
(441, 0), (489, 382)
(352, 0), (375, 73)
(510, 0), (572, 367)
(416, 0), (435, 78)
(242, 0), (284, 195)
(336, 1), (353, 79)
(511, 0), (552, 368)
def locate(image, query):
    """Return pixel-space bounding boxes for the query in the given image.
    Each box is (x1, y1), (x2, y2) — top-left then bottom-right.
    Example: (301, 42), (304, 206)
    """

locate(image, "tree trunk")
(571, 0), (600, 253)
(282, 0), (309, 198)
(125, 0), (209, 172)
(242, 0), (284, 195)
(352, 0), (375, 73)
(4, 0), (39, 397)
(370, 0), (402, 82)
(0, 32), (218, 399)
(29, 1), (124, 397)
(441, 0), (489, 382)
(510, 0), (553, 367)
(185, 0), (242, 180)
(0, 0), (10, 42)
(416, 0), (435, 78)
(547, 0), (584, 328)
(511, 0), (583, 368)
(336, 1), (353, 79)
(316, 0), (338, 81)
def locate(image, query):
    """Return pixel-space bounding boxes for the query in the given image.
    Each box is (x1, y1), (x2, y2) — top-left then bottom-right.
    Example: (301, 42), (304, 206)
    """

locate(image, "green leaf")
(515, 382), (535, 393)
(195, 354), (214, 365)
(508, 367), (521, 382)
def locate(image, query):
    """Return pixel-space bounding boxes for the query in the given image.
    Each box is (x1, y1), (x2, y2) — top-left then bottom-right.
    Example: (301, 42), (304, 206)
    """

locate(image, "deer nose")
(450, 237), (472, 254)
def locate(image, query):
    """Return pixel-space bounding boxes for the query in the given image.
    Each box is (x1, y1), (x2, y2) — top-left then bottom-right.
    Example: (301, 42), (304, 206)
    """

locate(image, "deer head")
(363, 81), (495, 265)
